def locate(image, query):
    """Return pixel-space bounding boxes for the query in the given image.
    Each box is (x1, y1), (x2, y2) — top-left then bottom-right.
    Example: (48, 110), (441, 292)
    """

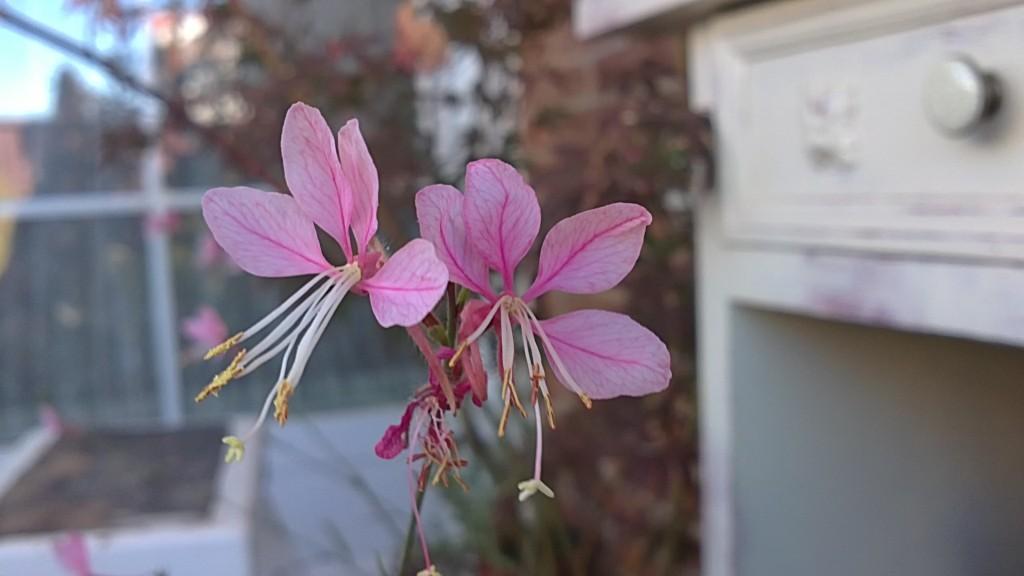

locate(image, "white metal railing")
(0, 175), (205, 426)
(0, 189), (204, 220)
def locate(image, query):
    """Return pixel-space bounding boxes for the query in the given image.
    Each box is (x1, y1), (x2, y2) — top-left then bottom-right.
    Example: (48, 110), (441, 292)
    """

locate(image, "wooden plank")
(573, 0), (744, 38)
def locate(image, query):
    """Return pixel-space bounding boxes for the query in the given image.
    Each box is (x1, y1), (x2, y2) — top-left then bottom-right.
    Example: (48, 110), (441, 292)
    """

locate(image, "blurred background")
(0, 1), (704, 574)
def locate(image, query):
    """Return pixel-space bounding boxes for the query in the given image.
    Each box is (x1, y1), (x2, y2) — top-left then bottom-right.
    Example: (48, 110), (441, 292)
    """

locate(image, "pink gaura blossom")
(416, 158), (670, 500)
(376, 327), (472, 576)
(53, 532), (90, 576)
(198, 103), (448, 461)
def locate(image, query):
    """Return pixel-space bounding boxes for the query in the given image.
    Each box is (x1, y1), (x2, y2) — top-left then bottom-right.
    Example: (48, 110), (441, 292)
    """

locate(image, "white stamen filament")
(285, 270), (360, 388)
(219, 265), (361, 445)
(499, 304), (515, 382)
(517, 398), (554, 502)
(533, 399), (544, 480)
(453, 297), (571, 503)
(517, 308), (535, 376)
(517, 307), (551, 400)
(426, 401), (453, 463)
(241, 270), (333, 339)
(523, 306), (585, 398)
(406, 410), (434, 569)
(238, 280), (334, 377)
(452, 296), (509, 363)
(240, 379), (282, 443)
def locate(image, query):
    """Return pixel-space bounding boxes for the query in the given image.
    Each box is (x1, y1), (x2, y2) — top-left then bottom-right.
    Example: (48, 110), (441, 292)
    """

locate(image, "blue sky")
(0, 0), (148, 120)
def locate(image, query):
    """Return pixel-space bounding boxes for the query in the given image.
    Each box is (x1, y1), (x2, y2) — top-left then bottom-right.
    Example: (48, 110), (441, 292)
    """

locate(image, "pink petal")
(523, 203), (651, 301)
(337, 119), (379, 253)
(406, 324), (453, 402)
(281, 102), (353, 258)
(463, 342), (487, 403)
(202, 187), (330, 277)
(463, 159), (540, 290)
(415, 184), (494, 299)
(539, 309), (670, 399)
(375, 403), (415, 460)
(458, 300), (494, 403)
(374, 424), (407, 459)
(361, 239), (448, 327)
(53, 533), (90, 576)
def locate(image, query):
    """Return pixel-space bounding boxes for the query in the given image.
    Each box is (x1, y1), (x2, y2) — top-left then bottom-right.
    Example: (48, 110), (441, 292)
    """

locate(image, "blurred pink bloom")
(198, 103), (448, 460)
(195, 231), (241, 274)
(53, 532), (90, 576)
(181, 306), (229, 351)
(144, 211), (182, 234)
(38, 404), (65, 435)
(196, 231), (224, 268)
(416, 159), (670, 500)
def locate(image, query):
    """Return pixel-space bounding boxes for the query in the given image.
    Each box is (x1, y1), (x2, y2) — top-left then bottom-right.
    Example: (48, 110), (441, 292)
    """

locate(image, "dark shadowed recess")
(0, 425), (224, 536)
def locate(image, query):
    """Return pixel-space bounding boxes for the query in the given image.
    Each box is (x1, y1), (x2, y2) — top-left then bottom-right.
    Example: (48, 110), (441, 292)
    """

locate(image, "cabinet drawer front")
(695, 0), (1024, 260)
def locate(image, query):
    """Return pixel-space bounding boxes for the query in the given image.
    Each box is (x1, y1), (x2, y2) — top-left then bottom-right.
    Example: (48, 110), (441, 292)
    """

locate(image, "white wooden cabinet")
(578, 1), (1024, 575)
(573, 0), (736, 37)
(693, 0), (1024, 263)
(689, 2), (1024, 576)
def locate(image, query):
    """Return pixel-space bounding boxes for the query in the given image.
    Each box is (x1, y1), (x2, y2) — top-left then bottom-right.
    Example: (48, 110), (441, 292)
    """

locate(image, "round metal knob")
(923, 56), (1001, 136)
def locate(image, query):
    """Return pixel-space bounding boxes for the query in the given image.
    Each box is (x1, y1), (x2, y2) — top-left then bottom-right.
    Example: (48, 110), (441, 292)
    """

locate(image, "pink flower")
(53, 532), (90, 576)
(181, 305), (229, 351)
(198, 103), (448, 460)
(416, 159), (670, 500)
(375, 331), (471, 576)
(38, 404), (65, 436)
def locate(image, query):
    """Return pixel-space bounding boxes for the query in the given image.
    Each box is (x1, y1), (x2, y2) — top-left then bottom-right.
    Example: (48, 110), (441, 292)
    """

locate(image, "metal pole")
(140, 37), (184, 426)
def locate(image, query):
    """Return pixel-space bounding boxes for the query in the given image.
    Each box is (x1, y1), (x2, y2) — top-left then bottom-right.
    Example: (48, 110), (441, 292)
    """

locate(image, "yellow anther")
(204, 332), (244, 360)
(273, 380), (294, 426)
(417, 566), (442, 576)
(222, 436), (246, 463)
(431, 460), (447, 486)
(498, 397), (512, 438)
(497, 373), (528, 438)
(195, 350), (246, 403)
(507, 379), (526, 418)
(448, 341), (468, 368)
(517, 479), (555, 502)
(543, 393), (556, 430)
(578, 393), (592, 410)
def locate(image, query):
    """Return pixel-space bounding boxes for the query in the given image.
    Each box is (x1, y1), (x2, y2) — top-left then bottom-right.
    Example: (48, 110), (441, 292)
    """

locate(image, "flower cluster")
(196, 103), (671, 574)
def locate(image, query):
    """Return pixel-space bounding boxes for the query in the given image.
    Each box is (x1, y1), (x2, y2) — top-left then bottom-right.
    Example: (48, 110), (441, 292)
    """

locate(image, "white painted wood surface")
(693, 0), (1024, 263)
(572, 0), (736, 38)
(690, 1), (1024, 574)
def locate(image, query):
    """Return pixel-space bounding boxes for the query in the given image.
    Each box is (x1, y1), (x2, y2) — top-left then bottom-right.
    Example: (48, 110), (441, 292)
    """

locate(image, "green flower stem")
(398, 463), (431, 575)
(446, 284), (458, 346)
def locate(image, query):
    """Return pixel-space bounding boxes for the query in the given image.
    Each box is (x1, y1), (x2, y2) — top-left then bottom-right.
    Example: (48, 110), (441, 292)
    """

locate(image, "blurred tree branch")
(0, 4), (288, 192)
